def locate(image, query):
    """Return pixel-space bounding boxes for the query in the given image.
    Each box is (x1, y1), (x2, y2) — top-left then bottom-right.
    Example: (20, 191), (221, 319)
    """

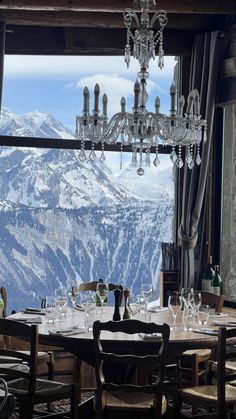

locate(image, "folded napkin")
(22, 308), (45, 315)
(192, 328), (218, 336)
(139, 332), (162, 341)
(209, 313), (228, 318)
(147, 307), (169, 313)
(11, 316), (42, 324)
(48, 327), (85, 336)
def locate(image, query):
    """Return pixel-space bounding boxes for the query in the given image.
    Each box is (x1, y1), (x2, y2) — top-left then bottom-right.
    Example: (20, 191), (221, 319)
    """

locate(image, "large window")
(0, 55), (175, 312)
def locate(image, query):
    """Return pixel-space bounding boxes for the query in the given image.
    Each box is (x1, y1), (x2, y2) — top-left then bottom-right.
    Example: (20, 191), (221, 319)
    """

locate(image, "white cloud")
(4, 55), (176, 80)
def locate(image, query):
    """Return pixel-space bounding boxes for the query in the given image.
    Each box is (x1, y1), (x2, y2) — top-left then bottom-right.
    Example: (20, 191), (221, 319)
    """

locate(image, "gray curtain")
(178, 31), (229, 289)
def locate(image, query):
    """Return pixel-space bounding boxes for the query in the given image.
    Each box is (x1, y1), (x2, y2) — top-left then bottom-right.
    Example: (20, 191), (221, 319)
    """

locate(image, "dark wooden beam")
(0, 10), (231, 30)
(6, 26), (194, 56)
(0, 0), (235, 14)
(0, 135), (172, 154)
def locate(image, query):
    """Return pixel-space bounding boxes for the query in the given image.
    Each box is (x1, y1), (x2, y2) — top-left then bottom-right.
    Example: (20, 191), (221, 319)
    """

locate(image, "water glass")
(79, 292), (96, 331)
(45, 296), (57, 323)
(183, 307), (194, 331)
(96, 282), (109, 310)
(168, 292), (182, 330)
(55, 287), (68, 319)
(198, 304), (210, 325)
(140, 283), (153, 311)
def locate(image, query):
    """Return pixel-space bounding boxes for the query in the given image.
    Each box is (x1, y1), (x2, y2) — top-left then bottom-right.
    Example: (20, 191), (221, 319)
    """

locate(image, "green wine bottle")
(212, 265), (223, 295)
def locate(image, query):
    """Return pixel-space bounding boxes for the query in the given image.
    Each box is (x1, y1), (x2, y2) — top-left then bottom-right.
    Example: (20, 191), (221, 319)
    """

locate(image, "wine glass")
(168, 292), (182, 330)
(79, 291), (95, 331)
(180, 288), (194, 310)
(96, 282), (109, 310)
(190, 291), (202, 319)
(55, 287), (68, 319)
(140, 283), (153, 311)
(69, 284), (80, 314)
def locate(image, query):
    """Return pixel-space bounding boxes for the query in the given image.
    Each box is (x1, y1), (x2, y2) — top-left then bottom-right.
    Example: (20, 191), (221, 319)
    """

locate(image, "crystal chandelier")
(75, 0), (207, 175)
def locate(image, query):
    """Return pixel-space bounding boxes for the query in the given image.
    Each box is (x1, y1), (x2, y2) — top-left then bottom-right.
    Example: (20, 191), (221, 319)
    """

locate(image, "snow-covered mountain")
(0, 109), (174, 312)
(0, 108), (74, 139)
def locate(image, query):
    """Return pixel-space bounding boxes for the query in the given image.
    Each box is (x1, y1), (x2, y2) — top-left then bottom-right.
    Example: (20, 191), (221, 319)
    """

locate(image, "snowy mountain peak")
(0, 108), (74, 139)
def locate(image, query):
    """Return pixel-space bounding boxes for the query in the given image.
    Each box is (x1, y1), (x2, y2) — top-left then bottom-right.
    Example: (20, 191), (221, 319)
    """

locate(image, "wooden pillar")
(0, 22), (6, 113)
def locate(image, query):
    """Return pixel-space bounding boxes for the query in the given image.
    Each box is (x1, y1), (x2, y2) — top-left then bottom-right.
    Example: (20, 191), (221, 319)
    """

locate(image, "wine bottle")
(212, 265), (223, 295)
(201, 256), (215, 292)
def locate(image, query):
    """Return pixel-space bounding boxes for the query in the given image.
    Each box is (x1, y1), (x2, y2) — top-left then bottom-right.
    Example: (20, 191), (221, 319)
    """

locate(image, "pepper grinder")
(123, 288), (131, 320)
(113, 287), (121, 321)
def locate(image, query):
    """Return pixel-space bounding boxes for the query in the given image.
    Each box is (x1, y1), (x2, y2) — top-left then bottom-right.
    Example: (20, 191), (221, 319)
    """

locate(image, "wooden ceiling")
(1, 0), (235, 56)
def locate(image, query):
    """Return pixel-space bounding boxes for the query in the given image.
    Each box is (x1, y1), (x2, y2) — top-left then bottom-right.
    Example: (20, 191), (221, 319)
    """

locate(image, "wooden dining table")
(10, 306), (236, 366)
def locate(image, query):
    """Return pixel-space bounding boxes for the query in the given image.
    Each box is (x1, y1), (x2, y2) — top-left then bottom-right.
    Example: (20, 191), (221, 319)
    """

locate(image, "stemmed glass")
(180, 288), (194, 310)
(79, 291), (95, 331)
(96, 282), (109, 310)
(140, 283), (153, 312)
(190, 291), (202, 320)
(168, 292), (182, 330)
(54, 287), (67, 319)
(69, 284), (80, 314)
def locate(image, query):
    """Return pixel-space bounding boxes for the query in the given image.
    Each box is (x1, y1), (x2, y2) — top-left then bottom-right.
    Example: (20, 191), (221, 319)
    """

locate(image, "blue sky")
(2, 55), (176, 132)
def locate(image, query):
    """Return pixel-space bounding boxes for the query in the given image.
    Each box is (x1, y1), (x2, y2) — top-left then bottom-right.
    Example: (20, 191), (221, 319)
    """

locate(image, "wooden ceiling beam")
(5, 26), (194, 56)
(1, 10), (230, 30)
(0, 0), (235, 14)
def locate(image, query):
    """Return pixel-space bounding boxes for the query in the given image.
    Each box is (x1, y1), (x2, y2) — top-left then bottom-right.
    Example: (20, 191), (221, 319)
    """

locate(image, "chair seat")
(99, 391), (167, 414)
(182, 348), (212, 359)
(7, 378), (73, 403)
(180, 384), (236, 404)
(211, 360), (236, 375)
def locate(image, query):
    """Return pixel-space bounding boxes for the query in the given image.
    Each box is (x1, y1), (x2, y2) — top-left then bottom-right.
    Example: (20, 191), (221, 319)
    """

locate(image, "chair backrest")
(93, 319), (170, 418)
(0, 318), (38, 413)
(214, 327), (236, 417)
(200, 291), (225, 312)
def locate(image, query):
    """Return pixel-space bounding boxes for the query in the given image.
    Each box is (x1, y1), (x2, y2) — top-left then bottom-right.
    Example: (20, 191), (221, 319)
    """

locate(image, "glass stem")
(173, 313), (177, 329)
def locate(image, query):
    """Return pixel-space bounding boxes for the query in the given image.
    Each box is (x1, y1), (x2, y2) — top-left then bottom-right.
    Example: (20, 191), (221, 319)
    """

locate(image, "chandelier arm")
(123, 9), (140, 29)
(149, 10), (168, 29)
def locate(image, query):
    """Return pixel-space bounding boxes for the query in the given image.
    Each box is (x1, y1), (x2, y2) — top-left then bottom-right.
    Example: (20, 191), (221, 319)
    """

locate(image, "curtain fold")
(178, 31), (229, 289)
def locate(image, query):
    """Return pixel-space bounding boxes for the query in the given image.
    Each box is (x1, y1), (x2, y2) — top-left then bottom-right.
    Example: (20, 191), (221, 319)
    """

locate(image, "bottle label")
(212, 286), (220, 296)
(202, 279), (212, 292)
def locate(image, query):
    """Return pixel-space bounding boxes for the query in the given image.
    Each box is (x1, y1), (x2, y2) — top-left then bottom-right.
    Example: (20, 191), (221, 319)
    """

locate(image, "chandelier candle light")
(75, 0), (207, 175)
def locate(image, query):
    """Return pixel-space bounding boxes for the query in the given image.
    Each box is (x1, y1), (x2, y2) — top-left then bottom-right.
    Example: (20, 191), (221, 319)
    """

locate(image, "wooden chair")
(0, 286), (54, 383)
(0, 318), (78, 419)
(178, 292), (225, 387)
(93, 319), (170, 419)
(176, 327), (236, 418)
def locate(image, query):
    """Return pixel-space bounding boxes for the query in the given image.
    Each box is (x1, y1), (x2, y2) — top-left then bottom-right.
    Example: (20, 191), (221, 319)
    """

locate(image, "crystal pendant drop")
(176, 157), (184, 168)
(186, 151), (192, 165)
(78, 149), (87, 163)
(188, 158), (194, 170)
(89, 149), (97, 161)
(146, 151), (151, 167)
(100, 151), (106, 163)
(196, 153), (201, 165)
(153, 155), (160, 167)
(137, 167), (145, 176)
(170, 149), (177, 163)
(132, 150), (137, 166)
